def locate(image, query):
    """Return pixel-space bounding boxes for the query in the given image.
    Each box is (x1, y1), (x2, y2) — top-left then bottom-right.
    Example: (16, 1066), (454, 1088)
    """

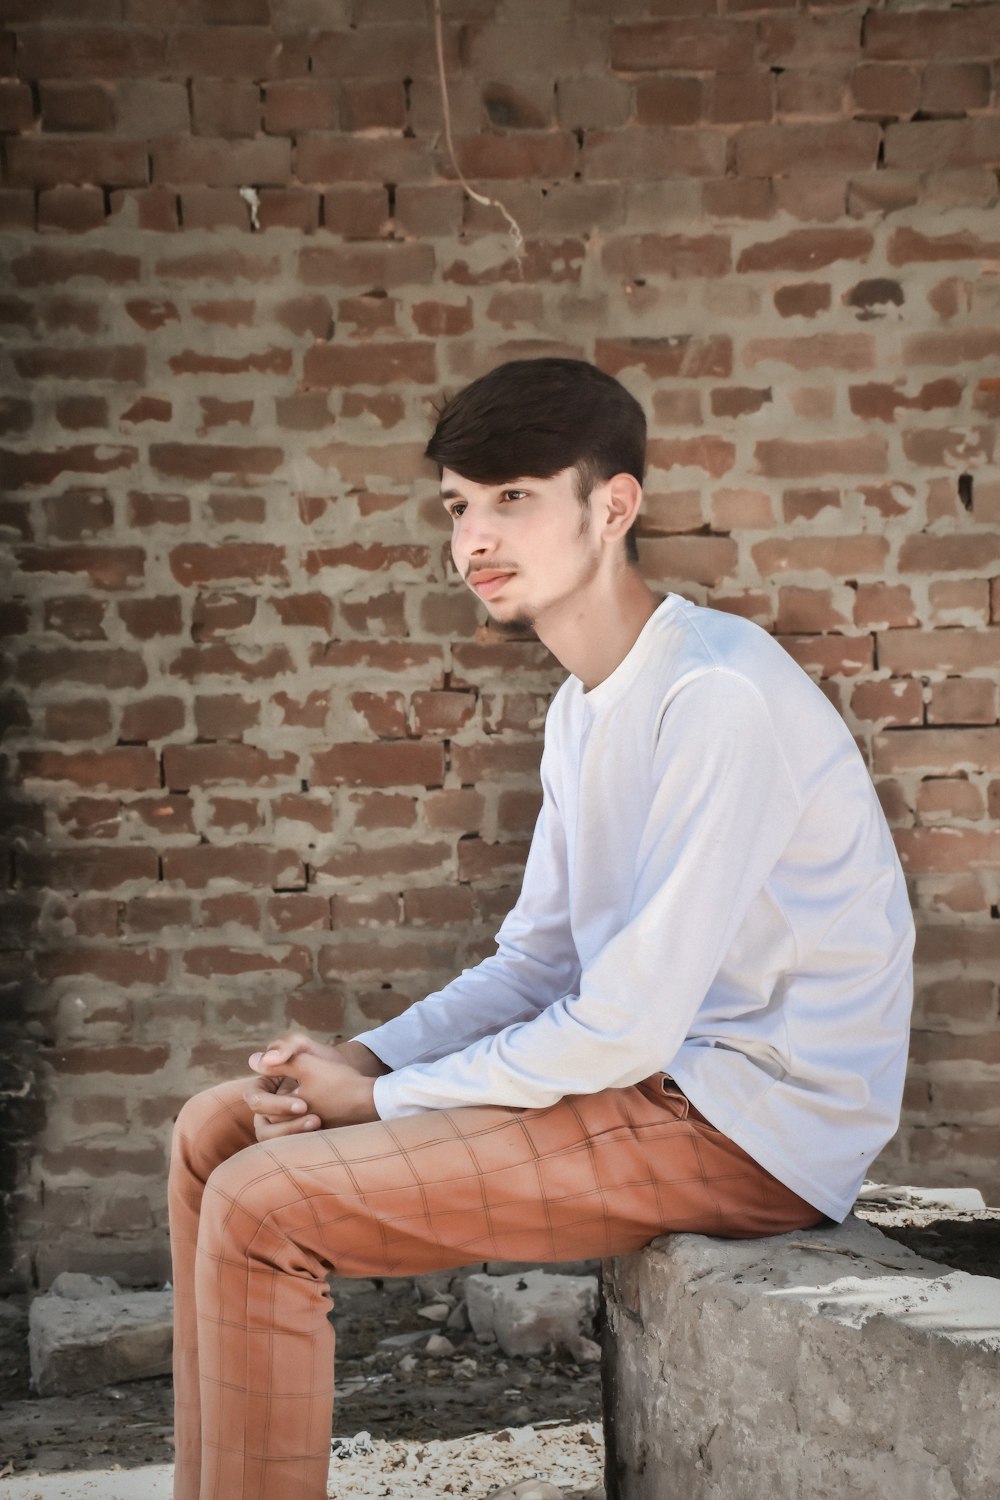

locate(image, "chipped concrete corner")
(603, 1213), (1000, 1500)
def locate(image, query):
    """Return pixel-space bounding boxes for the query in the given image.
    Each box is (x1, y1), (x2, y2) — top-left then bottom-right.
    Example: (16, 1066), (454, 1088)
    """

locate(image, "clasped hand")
(243, 1032), (381, 1143)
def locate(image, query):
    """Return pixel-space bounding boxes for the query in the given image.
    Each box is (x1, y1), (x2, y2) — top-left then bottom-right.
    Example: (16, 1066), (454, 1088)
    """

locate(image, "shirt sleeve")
(353, 728), (582, 1077)
(371, 669), (802, 1118)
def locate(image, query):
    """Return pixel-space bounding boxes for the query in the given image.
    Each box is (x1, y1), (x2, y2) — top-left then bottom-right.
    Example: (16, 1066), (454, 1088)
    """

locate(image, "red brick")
(921, 62), (991, 114)
(15, 645), (148, 690)
(916, 781), (986, 824)
(754, 435), (887, 478)
(584, 128), (724, 180)
(410, 690), (477, 737)
(109, 186), (180, 230)
(258, 188), (320, 233)
(54, 395), (108, 431)
(760, 12), (860, 67)
(20, 748), (158, 790)
(165, 26), (302, 76)
(775, 586), (850, 634)
(881, 626), (997, 676)
(744, 332), (873, 371)
(299, 242), (434, 287)
(848, 378), (963, 422)
(737, 227), (872, 273)
(612, 18), (754, 72)
(864, 9), (1000, 62)
(853, 583), (917, 631)
(125, 298), (180, 331)
(645, 436), (735, 479)
(162, 845), (304, 889)
(403, 887), (477, 927)
(6, 136), (148, 188)
(634, 76), (703, 127)
(873, 727), (1000, 775)
(190, 79), (260, 137)
(15, 545), (144, 590)
(117, 597), (184, 641)
(15, 27), (166, 77)
(10, 247), (140, 288)
(899, 534), (1000, 575)
(121, 396), (173, 425)
(155, 135), (291, 186)
(348, 792), (418, 833)
(424, 788), (485, 833)
(895, 828), (1000, 876)
(753, 534), (889, 577)
(0, 191), (36, 230)
(315, 842), (450, 882)
(178, 189), (249, 231)
(349, 691), (408, 739)
(927, 679), (998, 727)
(303, 342), (437, 389)
(412, 299), (474, 338)
(885, 119), (1000, 172)
(297, 135), (434, 184)
(850, 679), (924, 728)
(311, 742), (444, 789)
(44, 700), (112, 741)
(773, 284), (831, 320)
(602, 234), (731, 279)
(775, 70), (848, 121)
(264, 79), (338, 133)
(153, 248), (278, 283)
(38, 187), (106, 233)
(850, 64), (920, 118)
(183, 945), (311, 983)
(121, 696), (186, 743)
(149, 443), (281, 482)
(266, 894), (331, 934)
(163, 745), (297, 790)
(12, 346), (145, 383)
(735, 122), (879, 176)
(903, 329), (1000, 367)
(43, 595), (107, 641)
(709, 487), (774, 530)
(702, 179), (775, 220)
(40, 81), (113, 132)
(50, 1043), (169, 1074)
(597, 335), (731, 380)
(19, 846), (157, 891)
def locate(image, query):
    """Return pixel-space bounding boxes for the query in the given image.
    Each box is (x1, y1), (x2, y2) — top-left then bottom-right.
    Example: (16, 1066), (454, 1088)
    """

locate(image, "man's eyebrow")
(440, 487), (462, 501)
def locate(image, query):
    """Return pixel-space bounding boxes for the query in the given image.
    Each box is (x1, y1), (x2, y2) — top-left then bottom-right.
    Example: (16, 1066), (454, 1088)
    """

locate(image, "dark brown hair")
(425, 358), (646, 563)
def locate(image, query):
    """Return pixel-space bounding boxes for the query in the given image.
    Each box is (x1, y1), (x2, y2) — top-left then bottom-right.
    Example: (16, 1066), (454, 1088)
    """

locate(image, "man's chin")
(482, 601), (537, 638)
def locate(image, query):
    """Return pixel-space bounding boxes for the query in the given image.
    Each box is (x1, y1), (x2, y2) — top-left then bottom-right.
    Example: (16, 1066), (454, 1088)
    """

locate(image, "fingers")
(253, 1113), (321, 1142)
(249, 1030), (313, 1072)
(242, 1086), (308, 1120)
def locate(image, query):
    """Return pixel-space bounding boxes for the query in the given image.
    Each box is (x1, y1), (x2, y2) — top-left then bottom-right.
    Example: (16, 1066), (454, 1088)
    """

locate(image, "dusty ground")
(0, 1276), (605, 1497)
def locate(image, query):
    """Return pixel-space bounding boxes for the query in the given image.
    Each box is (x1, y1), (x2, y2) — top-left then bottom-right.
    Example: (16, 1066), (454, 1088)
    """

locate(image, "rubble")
(28, 1273), (172, 1397)
(465, 1269), (599, 1357)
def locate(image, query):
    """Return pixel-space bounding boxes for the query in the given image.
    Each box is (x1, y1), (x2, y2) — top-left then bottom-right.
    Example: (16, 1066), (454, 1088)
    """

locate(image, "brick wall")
(1, 0), (998, 1289)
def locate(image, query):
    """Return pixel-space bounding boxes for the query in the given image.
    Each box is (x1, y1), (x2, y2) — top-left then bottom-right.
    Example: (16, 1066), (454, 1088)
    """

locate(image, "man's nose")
(454, 509), (498, 558)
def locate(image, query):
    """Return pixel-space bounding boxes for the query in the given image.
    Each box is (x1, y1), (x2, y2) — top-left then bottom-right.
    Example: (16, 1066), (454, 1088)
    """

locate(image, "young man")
(169, 358), (914, 1500)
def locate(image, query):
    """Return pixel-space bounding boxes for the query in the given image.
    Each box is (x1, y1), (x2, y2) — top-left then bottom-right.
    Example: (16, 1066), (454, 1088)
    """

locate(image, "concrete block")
(465, 1269), (598, 1357)
(603, 1215), (1000, 1500)
(29, 1274), (173, 1396)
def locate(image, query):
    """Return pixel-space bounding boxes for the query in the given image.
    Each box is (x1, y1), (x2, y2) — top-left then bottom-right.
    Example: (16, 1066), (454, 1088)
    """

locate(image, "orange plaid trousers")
(168, 1073), (822, 1500)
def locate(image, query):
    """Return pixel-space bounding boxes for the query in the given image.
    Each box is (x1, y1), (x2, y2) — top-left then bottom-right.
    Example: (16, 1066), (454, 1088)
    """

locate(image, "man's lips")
(468, 570), (515, 598)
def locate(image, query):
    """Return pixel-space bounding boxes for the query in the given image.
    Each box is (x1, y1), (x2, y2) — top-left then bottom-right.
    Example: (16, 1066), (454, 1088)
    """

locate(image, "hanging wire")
(432, 0), (525, 257)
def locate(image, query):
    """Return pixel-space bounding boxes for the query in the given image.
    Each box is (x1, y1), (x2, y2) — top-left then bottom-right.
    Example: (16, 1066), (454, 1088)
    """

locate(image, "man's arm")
(352, 731), (581, 1073)
(372, 671), (801, 1117)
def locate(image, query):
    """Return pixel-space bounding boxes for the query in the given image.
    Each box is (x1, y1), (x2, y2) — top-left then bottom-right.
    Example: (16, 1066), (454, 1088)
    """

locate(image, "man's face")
(441, 465), (601, 631)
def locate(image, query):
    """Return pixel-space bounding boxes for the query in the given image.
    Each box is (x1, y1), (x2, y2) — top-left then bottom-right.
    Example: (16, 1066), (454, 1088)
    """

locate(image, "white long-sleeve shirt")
(355, 595), (915, 1222)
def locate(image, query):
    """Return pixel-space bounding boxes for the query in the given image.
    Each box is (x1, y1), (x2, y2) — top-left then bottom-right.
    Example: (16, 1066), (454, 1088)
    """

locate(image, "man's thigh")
(200, 1077), (811, 1279)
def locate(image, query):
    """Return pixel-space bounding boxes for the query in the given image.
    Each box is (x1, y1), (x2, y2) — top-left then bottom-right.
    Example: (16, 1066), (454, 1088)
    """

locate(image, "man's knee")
(170, 1077), (255, 1175)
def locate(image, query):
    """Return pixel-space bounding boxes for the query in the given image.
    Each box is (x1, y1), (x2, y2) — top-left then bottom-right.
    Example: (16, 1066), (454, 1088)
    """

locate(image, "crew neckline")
(579, 593), (681, 712)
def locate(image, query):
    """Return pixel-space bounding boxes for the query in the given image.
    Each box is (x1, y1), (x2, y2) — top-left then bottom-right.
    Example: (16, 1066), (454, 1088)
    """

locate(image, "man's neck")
(537, 568), (663, 692)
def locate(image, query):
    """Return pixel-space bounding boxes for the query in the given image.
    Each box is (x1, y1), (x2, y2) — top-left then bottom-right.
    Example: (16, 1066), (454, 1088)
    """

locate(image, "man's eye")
(449, 503), (466, 518)
(502, 490), (527, 501)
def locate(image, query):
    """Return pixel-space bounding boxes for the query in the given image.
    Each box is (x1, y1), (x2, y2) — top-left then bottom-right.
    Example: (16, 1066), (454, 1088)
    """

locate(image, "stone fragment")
(424, 1333), (455, 1357)
(464, 1269), (599, 1357)
(29, 1276), (173, 1396)
(416, 1301), (450, 1322)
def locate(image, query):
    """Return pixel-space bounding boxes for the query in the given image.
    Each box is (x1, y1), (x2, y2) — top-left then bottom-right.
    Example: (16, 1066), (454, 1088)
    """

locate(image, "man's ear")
(601, 473), (643, 546)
